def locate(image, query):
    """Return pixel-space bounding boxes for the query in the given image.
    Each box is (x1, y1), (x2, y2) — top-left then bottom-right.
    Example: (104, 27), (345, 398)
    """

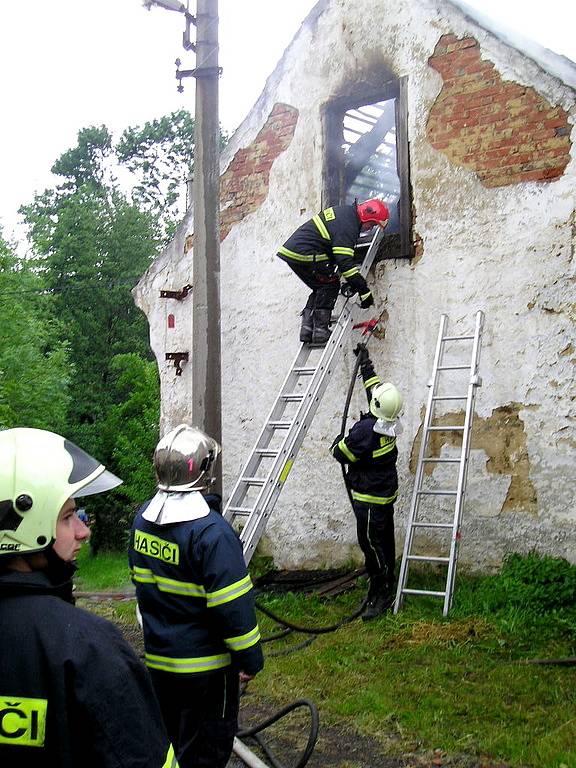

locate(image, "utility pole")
(191, 0), (221, 493)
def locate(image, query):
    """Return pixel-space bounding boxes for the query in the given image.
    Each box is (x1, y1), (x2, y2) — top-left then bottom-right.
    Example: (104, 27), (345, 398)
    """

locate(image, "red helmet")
(357, 198), (390, 226)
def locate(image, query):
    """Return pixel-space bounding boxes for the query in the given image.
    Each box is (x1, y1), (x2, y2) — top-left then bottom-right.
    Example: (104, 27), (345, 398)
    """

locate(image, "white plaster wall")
(135, 0), (576, 571)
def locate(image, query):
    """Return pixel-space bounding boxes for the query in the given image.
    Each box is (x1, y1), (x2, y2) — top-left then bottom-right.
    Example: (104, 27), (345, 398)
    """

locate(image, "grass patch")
(74, 545), (132, 591)
(253, 555), (576, 768)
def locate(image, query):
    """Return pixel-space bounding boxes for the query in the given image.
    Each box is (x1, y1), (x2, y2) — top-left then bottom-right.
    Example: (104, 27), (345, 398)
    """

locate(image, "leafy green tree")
(88, 354), (160, 552)
(116, 109), (196, 242)
(0, 231), (71, 432)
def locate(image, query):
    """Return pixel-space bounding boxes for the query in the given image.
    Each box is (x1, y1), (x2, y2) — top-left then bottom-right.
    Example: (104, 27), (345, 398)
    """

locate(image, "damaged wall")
(134, 0), (576, 572)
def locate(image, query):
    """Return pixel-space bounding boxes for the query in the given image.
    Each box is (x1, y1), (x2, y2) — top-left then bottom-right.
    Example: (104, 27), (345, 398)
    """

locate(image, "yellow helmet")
(0, 428), (122, 558)
(369, 383), (403, 422)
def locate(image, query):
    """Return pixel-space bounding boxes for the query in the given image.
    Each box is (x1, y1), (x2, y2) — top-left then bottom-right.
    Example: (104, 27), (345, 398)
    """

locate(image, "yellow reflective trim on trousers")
(341, 266), (359, 278)
(334, 248), (355, 258)
(278, 246), (329, 262)
(0, 696), (47, 747)
(312, 214), (330, 240)
(131, 567), (206, 598)
(145, 652), (231, 673)
(351, 490), (398, 505)
(162, 744), (179, 768)
(337, 439), (358, 463)
(206, 574), (253, 607)
(224, 625), (261, 651)
(364, 376), (380, 389)
(360, 291), (372, 300)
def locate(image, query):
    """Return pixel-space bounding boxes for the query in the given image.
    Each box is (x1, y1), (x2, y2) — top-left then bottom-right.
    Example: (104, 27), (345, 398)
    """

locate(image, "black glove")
(359, 291), (374, 309)
(353, 343), (369, 363)
(346, 273), (369, 297)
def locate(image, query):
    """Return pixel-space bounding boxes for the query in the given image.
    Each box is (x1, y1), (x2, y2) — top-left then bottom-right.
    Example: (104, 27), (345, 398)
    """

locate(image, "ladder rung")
(437, 365), (470, 371)
(293, 367), (316, 375)
(268, 420), (292, 429)
(422, 457), (460, 463)
(432, 395), (468, 401)
(254, 448), (279, 457)
(407, 555), (450, 563)
(226, 506), (253, 516)
(417, 489), (458, 496)
(280, 393), (304, 402)
(412, 522), (454, 529)
(442, 334), (474, 341)
(241, 477), (266, 486)
(401, 588), (446, 597)
(428, 425), (464, 431)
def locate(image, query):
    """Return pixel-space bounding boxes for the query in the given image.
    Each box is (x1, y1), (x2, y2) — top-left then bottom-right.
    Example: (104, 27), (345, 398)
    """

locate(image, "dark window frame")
(322, 76), (412, 260)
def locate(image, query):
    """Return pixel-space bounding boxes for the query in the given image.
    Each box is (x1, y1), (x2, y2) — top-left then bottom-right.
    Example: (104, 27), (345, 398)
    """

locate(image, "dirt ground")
(98, 604), (511, 768)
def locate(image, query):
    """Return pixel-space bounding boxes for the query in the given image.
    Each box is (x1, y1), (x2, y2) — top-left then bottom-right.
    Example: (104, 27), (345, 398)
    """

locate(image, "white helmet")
(154, 424), (220, 492)
(369, 383), (403, 422)
(0, 428), (122, 558)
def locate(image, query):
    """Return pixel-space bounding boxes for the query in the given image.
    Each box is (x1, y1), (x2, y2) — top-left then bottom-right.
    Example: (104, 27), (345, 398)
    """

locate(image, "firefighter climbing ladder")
(394, 310), (485, 616)
(224, 228), (385, 564)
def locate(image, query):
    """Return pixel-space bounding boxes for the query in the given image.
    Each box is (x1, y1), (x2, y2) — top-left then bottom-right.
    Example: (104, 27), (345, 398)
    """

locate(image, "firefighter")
(129, 424), (264, 768)
(277, 198), (390, 345)
(0, 427), (177, 768)
(330, 345), (403, 620)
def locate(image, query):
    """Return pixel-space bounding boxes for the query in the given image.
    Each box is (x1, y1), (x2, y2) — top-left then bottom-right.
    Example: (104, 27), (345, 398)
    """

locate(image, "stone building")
(134, 0), (575, 570)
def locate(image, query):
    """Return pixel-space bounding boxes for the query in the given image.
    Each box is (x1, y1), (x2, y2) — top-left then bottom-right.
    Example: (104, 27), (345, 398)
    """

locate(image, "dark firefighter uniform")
(330, 356), (398, 604)
(129, 494), (263, 768)
(0, 563), (177, 768)
(277, 203), (372, 311)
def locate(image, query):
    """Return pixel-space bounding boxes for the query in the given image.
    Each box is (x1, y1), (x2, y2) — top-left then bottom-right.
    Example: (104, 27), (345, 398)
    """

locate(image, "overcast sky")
(0, 0), (574, 242)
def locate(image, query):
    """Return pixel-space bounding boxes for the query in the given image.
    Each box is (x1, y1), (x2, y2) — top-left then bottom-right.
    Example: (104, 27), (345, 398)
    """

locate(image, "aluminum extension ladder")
(394, 310), (485, 616)
(224, 228), (385, 563)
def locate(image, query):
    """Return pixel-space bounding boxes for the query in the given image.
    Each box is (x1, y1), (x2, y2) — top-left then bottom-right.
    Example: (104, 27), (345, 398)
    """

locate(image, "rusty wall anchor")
(160, 284), (192, 300)
(165, 352), (189, 376)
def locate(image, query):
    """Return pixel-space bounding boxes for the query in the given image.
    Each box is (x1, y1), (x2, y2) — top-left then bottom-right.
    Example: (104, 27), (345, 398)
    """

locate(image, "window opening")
(323, 78), (412, 259)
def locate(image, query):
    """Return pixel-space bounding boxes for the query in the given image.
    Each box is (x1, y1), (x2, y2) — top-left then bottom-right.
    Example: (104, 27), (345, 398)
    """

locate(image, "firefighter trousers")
(286, 261), (340, 310)
(150, 666), (240, 768)
(352, 499), (396, 594)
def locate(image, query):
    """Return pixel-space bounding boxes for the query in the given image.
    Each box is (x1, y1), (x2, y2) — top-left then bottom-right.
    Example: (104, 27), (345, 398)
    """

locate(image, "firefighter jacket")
(277, 204), (365, 286)
(129, 495), (264, 678)
(330, 356), (398, 504)
(0, 563), (177, 768)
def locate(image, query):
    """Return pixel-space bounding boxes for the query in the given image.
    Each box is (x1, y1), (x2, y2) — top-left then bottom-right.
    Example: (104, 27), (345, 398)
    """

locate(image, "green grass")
(74, 545), (132, 591)
(78, 550), (576, 767)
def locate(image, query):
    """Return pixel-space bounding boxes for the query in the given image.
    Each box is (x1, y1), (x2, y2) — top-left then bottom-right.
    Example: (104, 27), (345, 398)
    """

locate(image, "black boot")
(311, 309), (332, 345)
(299, 308), (314, 343)
(362, 585), (395, 621)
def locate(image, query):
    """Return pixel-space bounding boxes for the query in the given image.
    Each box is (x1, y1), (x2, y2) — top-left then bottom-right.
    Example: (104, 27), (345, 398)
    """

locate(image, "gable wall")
(134, 0), (576, 572)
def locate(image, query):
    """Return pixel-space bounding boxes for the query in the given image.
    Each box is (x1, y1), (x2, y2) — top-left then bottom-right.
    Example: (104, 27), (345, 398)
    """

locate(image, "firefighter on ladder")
(330, 345), (404, 620)
(277, 199), (390, 345)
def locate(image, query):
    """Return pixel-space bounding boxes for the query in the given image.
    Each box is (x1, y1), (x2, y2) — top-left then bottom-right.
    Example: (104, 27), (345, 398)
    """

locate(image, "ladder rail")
(394, 313), (448, 611)
(395, 311), (484, 616)
(443, 309), (484, 613)
(223, 345), (315, 522)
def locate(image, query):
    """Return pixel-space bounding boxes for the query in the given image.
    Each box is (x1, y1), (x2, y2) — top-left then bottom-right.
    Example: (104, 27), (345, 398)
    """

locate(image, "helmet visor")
(73, 468), (123, 498)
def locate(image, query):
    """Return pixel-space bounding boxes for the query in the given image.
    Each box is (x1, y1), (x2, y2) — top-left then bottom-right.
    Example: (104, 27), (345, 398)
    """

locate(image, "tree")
(116, 109), (228, 242)
(0, 231), (71, 432)
(88, 354), (160, 552)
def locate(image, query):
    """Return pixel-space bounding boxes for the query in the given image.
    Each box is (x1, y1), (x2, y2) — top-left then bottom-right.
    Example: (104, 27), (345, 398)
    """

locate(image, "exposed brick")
(427, 33), (572, 187)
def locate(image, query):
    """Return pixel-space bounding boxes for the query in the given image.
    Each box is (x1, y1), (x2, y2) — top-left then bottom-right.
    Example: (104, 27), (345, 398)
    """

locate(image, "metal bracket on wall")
(160, 284), (192, 300)
(165, 352), (189, 376)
